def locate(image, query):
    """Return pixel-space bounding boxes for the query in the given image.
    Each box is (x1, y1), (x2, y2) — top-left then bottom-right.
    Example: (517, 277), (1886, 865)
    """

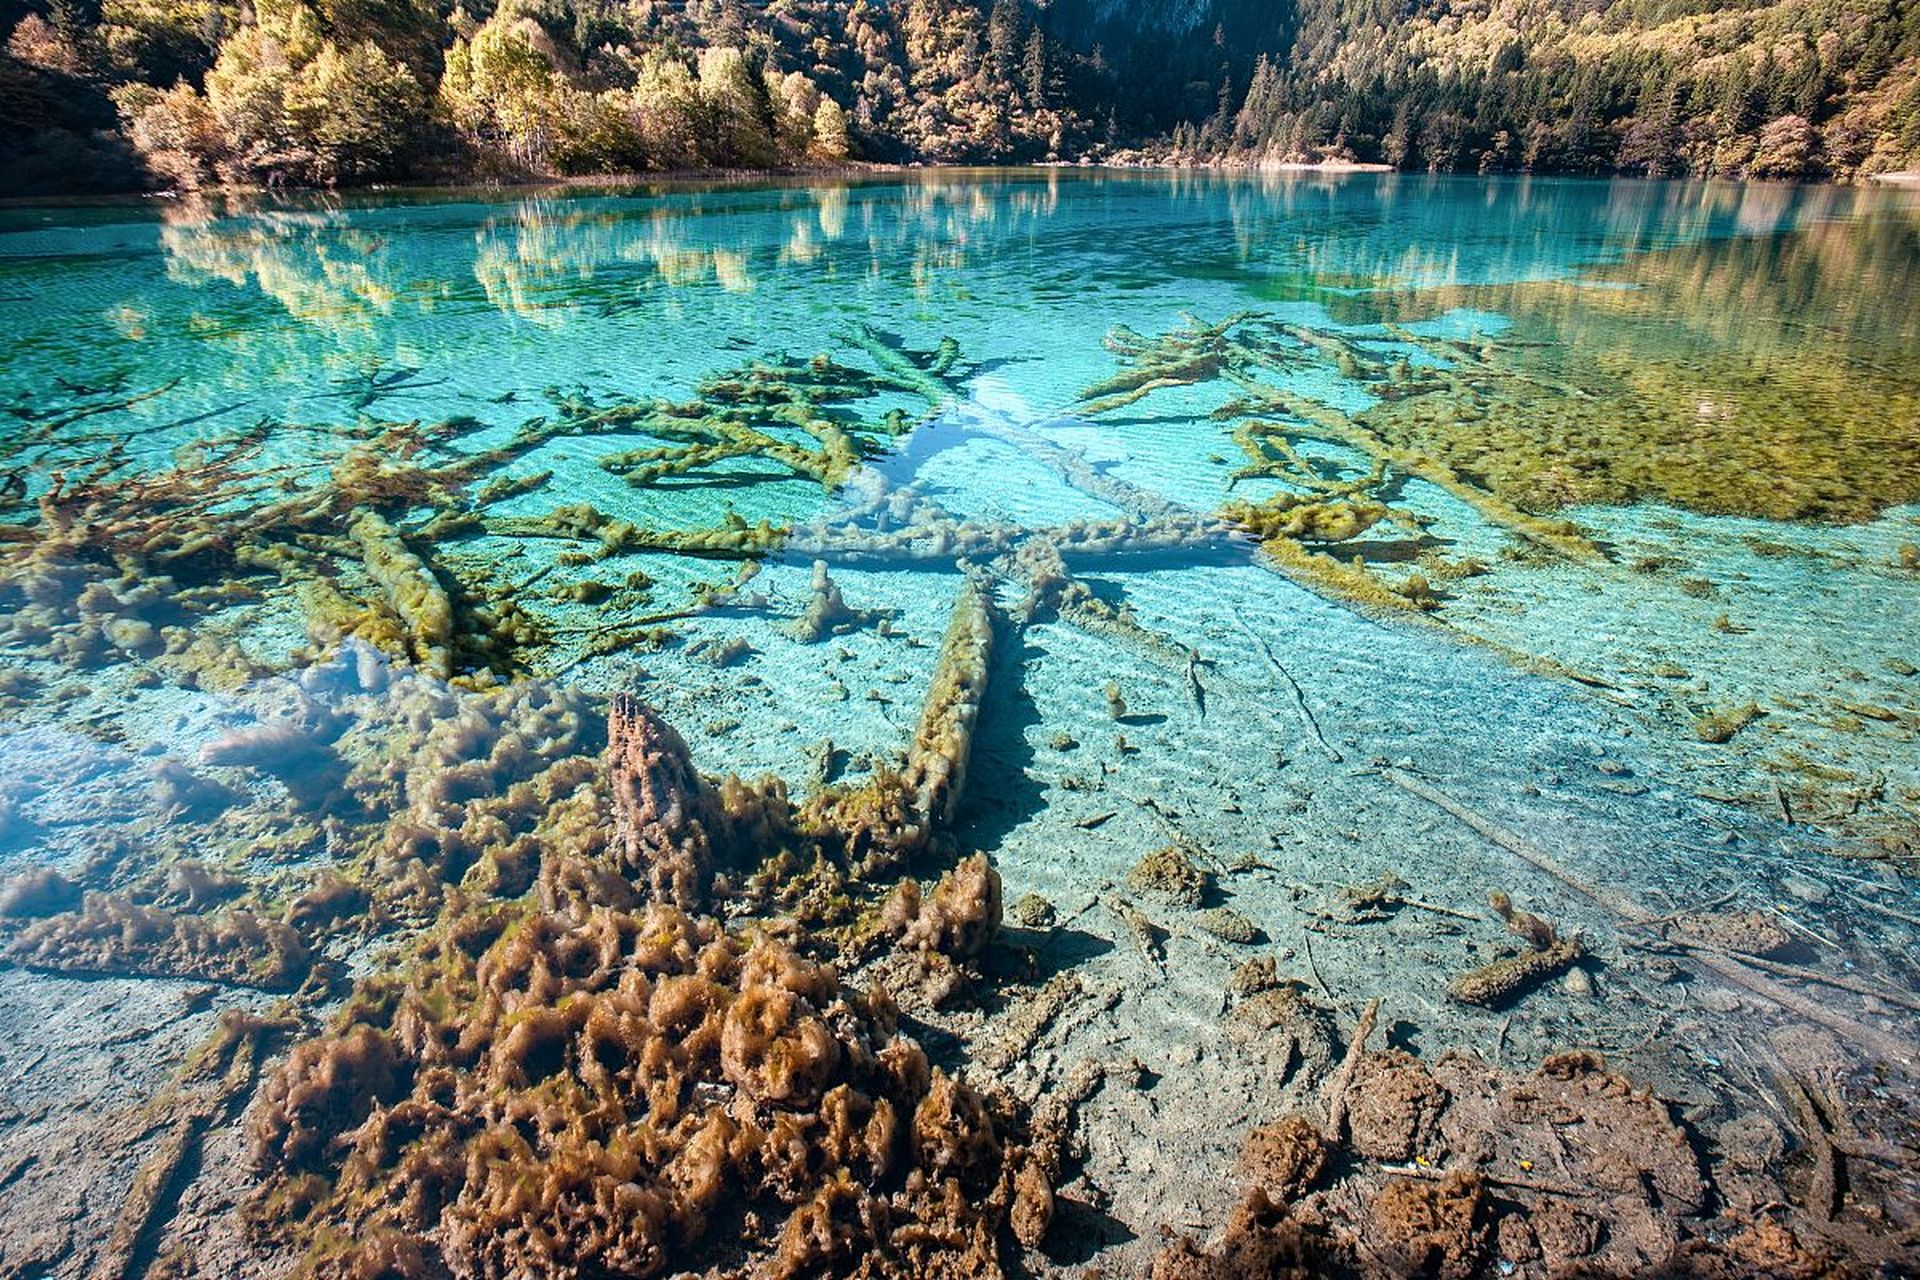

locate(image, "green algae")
(1319, 214), (1920, 525)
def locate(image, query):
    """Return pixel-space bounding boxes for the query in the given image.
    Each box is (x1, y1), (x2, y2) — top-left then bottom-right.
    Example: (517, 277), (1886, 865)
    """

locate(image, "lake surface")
(1, 170), (1916, 1275)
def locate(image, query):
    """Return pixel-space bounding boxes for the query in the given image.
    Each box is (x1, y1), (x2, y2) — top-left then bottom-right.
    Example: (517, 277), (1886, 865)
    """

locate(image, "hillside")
(2, 0), (1916, 193)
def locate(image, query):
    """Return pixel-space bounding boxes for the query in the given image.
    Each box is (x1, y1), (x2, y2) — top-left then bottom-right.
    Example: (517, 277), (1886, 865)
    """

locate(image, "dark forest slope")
(2, 0), (1915, 193)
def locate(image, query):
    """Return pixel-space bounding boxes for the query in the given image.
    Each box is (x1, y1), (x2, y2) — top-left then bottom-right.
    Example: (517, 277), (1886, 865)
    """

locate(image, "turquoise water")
(1, 171), (1918, 1275)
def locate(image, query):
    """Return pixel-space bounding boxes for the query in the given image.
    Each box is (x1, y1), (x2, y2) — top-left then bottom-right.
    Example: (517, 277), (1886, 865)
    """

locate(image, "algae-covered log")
(1073, 311), (1613, 616)
(1447, 937), (1584, 1006)
(804, 575), (995, 865)
(347, 511), (454, 678)
(2, 892), (310, 989)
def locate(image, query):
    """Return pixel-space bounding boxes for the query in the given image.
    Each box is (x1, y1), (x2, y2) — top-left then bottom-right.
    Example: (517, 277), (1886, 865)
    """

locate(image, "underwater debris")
(3, 892), (310, 989)
(1008, 893), (1056, 929)
(0, 866), (82, 918)
(787, 559), (888, 642)
(201, 718), (344, 809)
(1335, 871), (1413, 923)
(1077, 311), (1266, 415)
(687, 633), (754, 667)
(1151, 1188), (1340, 1280)
(1075, 311), (1619, 612)
(1104, 895), (1168, 971)
(1192, 905), (1260, 943)
(1693, 702), (1765, 744)
(1126, 843), (1212, 908)
(1661, 910), (1797, 959)
(1162, 1045), (1729, 1279)
(1448, 892), (1583, 1007)
(1446, 934), (1581, 1008)
(349, 511), (454, 680)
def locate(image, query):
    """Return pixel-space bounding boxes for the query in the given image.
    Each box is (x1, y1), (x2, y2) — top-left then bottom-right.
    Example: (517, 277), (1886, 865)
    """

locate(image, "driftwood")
(1380, 767), (1918, 1067)
(1322, 997), (1380, 1144)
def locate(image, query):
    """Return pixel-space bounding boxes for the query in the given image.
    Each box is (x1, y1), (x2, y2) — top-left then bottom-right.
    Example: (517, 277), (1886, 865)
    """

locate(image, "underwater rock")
(251, 1024), (406, 1170)
(161, 860), (246, 911)
(1431, 1052), (1707, 1272)
(1224, 984), (1339, 1084)
(687, 633), (754, 667)
(352, 690), (603, 910)
(4, 891), (309, 989)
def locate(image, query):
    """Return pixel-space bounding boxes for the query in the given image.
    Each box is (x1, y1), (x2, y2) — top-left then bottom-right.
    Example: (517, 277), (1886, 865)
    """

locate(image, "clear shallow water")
(1, 170), (1918, 1275)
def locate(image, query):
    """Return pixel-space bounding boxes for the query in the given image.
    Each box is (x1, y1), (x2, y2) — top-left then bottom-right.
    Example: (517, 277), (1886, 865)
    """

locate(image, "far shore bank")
(5, 157), (1913, 208)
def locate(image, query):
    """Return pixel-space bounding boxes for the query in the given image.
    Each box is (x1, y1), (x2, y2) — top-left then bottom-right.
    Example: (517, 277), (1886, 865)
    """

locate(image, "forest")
(2, 0), (1918, 194)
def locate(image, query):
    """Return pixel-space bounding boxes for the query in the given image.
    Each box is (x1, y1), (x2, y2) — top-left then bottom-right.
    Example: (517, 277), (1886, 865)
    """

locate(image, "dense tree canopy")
(2, 0), (1916, 192)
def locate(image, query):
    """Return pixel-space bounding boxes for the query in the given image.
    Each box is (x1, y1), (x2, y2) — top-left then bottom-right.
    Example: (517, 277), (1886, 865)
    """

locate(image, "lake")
(1, 169), (1916, 1277)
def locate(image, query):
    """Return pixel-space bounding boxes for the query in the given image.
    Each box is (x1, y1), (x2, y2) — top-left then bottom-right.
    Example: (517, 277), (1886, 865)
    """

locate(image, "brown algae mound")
(1155, 1047), (1858, 1279)
(212, 562), (1043, 1277)
(248, 897), (1046, 1278)
(1125, 842), (1213, 907)
(244, 692), (1050, 1278)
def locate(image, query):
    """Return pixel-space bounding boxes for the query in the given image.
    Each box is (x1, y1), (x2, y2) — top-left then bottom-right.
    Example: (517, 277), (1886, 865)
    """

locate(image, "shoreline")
(8, 157), (1909, 209)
